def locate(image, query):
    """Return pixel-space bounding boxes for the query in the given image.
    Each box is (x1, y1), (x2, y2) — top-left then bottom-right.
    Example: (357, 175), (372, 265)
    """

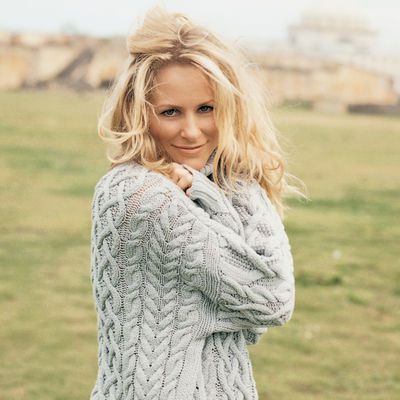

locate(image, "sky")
(1, 0), (400, 53)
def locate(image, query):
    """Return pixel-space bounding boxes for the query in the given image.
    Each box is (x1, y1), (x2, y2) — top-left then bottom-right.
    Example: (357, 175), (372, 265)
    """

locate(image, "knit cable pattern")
(90, 158), (295, 399)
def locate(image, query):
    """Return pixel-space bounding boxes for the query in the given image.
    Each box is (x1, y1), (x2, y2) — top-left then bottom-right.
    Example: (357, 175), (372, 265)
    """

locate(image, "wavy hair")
(97, 5), (308, 219)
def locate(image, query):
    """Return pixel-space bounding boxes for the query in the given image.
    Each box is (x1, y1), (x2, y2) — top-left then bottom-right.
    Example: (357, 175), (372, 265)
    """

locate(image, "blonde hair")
(98, 5), (308, 219)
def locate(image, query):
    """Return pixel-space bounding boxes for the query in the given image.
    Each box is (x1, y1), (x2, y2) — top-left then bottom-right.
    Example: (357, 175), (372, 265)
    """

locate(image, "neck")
(199, 148), (217, 177)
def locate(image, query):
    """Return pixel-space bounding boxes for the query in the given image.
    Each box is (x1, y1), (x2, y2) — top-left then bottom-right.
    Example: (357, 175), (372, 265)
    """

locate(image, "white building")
(288, 11), (376, 56)
(287, 11), (400, 95)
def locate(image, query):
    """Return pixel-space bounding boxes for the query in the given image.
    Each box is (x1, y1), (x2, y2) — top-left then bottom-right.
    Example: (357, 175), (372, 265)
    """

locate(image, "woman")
(90, 5), (305, 400)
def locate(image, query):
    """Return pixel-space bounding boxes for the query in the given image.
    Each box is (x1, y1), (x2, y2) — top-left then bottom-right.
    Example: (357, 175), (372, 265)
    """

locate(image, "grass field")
(0, 90), (399, 400)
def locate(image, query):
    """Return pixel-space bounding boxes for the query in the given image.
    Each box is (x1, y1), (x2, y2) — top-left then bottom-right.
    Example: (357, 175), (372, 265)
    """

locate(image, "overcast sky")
(2, 0), (400, 53)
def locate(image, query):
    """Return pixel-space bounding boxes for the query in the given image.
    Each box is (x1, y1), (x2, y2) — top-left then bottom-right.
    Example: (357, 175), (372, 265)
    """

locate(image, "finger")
(176, 173), (192, 190)
(169, 167), (184, 183)
(170, 165), (190, 183)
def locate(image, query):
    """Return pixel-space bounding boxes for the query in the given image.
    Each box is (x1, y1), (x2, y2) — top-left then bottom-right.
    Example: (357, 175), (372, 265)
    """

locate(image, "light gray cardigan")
(89, 151), (295, 399)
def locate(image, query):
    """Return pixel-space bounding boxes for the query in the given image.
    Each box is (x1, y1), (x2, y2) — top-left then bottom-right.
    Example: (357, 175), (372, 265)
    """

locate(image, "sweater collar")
(198, 148), (217, 177)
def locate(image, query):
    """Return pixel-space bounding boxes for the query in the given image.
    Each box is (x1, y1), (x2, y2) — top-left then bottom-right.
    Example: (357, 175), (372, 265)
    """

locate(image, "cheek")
(149, 119), (177, 143)
(206, 113), (217, 128)
(204, 118), (218, 137)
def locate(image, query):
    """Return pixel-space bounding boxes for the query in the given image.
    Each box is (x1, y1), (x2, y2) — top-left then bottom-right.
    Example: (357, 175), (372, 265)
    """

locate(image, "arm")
(182, 165), (294, 342)
(152, 168), (294, 335)
(228, 181), (290, 343)
(93, 166), (294, 339)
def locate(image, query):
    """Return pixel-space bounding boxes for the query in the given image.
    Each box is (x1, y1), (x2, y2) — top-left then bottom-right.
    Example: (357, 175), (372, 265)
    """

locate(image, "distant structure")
(0, 31), (126, 91)
(286, 11), (400, 95)
(288, 11), (376, 57)
(0, 14), (399, 114)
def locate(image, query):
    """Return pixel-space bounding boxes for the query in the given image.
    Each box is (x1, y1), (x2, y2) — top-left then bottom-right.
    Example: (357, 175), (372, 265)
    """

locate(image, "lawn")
(0, 90), (399, 400)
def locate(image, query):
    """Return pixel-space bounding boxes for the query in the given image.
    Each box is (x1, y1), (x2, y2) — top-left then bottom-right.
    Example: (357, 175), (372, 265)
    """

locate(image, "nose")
(180, 112), (202, 139)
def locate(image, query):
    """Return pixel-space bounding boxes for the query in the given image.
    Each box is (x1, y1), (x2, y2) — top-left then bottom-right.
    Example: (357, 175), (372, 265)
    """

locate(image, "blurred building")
(0, 31), (126, 91)
(288, 11), (376, 57)
(286, 11), (400, 96)
(0, 14), (399, 114)
(250, 50), (398, 113)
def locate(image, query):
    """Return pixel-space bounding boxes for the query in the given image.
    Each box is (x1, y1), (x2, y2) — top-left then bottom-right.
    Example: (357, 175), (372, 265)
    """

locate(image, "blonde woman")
(90, 5), (305, 399)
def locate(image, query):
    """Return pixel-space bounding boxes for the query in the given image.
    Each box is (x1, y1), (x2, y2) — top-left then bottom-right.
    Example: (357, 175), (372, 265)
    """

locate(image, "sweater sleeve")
(182, 165), (294, 342)
(93, 165), (294, 341)
(144, 168), (295, 336)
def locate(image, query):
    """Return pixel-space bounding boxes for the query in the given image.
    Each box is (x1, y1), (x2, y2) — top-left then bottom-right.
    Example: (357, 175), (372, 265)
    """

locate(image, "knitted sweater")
(89, 151), (295, 400)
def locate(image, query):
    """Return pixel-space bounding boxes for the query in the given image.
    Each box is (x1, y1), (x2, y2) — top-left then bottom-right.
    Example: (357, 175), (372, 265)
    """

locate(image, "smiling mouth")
(173, 143), (206, 149)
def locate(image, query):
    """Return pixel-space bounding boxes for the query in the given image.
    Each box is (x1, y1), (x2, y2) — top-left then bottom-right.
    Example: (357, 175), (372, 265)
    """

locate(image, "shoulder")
(91, 161), (196, 221)
(90, 162), (212, 252)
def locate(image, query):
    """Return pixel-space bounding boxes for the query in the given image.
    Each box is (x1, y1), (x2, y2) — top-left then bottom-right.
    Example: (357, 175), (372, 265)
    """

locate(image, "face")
(148, 63), (219, 170)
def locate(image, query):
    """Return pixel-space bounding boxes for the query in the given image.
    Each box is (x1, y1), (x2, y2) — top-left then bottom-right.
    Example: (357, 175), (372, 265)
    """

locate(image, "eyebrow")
(155, 99), (214, 108)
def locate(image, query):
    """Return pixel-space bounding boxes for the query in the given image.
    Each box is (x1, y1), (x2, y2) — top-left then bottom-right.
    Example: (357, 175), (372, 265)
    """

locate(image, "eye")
(161, 108), (178, 117)
(199, 105), (213, 113)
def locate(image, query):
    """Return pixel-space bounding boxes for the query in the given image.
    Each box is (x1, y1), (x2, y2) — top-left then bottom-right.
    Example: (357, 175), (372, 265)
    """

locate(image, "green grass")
(1, 89), (399, 400)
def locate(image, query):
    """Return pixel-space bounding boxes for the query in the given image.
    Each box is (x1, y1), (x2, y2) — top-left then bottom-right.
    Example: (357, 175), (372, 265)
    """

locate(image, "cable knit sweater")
(89, 150), (295, 400)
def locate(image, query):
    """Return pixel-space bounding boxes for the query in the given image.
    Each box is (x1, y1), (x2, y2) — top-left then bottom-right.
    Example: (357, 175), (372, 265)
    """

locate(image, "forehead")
(151, 63), (214, 105)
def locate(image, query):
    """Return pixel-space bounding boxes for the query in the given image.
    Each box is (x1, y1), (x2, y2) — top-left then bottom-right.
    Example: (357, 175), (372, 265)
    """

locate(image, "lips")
(172, 143), (206, 155)
(174, 144), (205, 149)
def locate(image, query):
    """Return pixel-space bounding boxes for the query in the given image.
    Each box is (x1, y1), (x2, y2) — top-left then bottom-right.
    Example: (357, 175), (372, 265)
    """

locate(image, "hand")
(166, 162), (193, 195)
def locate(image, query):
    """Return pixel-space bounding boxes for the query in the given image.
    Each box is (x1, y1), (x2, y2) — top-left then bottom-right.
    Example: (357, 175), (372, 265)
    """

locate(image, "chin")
(181, 160), (203, 170)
